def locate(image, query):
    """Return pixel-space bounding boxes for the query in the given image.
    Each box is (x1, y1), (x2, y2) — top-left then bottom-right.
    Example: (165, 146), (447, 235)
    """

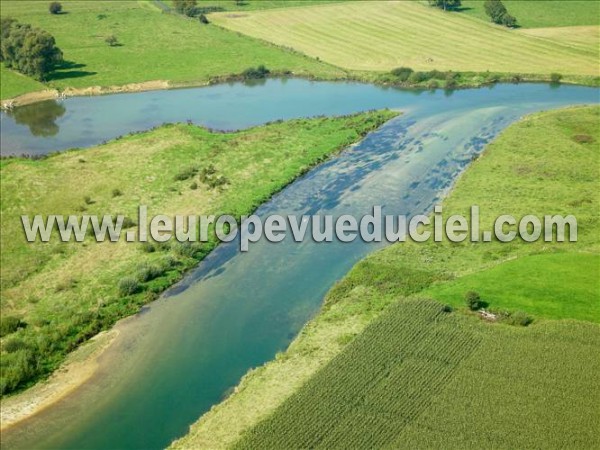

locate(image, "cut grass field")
(0, 109), (397, 396)
(461, 0), (600, 28)
(0, 66), (45, 100)
(0, 0), (344, 100)
(210, 1), (600, 76)
(171, 105), (600, 448)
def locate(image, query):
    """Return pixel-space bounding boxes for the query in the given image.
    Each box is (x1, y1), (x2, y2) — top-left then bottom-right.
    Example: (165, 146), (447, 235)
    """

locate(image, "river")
(1, 80), (598, 449)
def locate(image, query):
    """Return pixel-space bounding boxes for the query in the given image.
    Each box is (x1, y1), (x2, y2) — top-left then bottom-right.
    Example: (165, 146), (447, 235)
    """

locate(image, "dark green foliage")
(484, 0), (517, 27)
(428, 0), (462, 11)
(118, 277), (141, 296)
(173, 0), (198, 17)
(137, 264), (164, 282)
(242, 64), (270, 79)
(390, 66), (413, 82)
(198, 14), (209, 24)
(408, 71), (430, 83)
(550, 73), (562, 84)
(174, 166), (199, 181)
(190, 181), (198, 190)
(111, 188), (123, 197)
(465, 291), (483, 310)
(49, 2), (62, 14)
(502, 310), (533, 326)
(0, 316), (25, 337)
(3, 337), (28, 353)
(0, 18), (63, 80)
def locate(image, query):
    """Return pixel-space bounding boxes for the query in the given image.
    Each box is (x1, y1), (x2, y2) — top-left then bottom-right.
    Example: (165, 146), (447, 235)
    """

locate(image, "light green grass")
(0, 109), (397, 396)
(461, 0), (600, 28)
(0, 0), (344, 100)
(0, 65), (45, 99)
(210, 1), (599, 76)
(235, 299), (600, 449)
(171, 105), (600, 448)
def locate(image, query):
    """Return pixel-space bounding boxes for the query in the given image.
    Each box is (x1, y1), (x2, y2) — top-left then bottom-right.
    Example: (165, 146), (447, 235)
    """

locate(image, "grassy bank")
(0, 0), (344, 100)
(0, 109), (397, 396)
(210, 1), (599, 76)
(171, 105), (599, 448)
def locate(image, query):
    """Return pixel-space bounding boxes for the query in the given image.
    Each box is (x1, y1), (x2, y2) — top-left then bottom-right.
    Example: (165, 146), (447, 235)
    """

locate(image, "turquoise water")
(1, 80), (598, 449)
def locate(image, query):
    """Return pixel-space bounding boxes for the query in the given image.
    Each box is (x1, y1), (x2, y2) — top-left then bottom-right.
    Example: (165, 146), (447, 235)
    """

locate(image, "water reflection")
(5, 100), (65, 137)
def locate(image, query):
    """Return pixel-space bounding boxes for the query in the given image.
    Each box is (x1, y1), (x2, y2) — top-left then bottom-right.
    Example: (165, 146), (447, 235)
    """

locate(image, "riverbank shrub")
(0, 316), (25, 337)
(391, 67), (413, 82)
(118, 277), (141, 296)
(242, 65), (270, 79)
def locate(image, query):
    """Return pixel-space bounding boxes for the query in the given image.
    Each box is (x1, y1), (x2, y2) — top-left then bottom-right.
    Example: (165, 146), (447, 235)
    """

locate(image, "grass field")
(0, 1), (344, 100)
(210, 1), (599, 76)
(171, 105), (600, 448)
(0, 109), (396, 396)
(0, 66), (46, 100)
(461, 0), (600, 28)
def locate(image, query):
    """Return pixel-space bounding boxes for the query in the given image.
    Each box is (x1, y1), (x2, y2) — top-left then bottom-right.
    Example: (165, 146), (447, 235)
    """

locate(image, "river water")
(1, 80), (598, 449)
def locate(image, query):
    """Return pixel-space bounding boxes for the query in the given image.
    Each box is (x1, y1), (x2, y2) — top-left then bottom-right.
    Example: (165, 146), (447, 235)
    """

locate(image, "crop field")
(235, 299), (600, 449)
(172, 105), (600, 448)
(0, 109), (396, 395)
(0, 1), (343, 100)
(210, 1), (599, 75)
(461, 0), (600, 28)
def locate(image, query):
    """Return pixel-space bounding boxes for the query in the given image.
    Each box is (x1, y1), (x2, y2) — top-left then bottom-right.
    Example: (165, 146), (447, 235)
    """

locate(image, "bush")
(83, 195), (93, 205)
(465, 291), (483, 311)
(3, 337), (28, 353)
(111, 188), (123, 197)
(427, 80), (439, 90)
(198, 13), (209, 24)
(190, 181), (198, 190)
(49, 2), (62, 14)
(137, 264), (164, 282)
(242, 65), (270, 79)
(140, 242), (156, 253)
(0, 316), (24, 337)
(174, 166), (198, 181)
(408, 71), (430, 84)
(501, 13), (517, 27)
(550, 73), (562, 84)
(502, 311), (533, 326)
(105, 35), (118, 47)
(391, 67), (413, 82)
(445, 79), (458, 90)
(118, 277), (141, 296)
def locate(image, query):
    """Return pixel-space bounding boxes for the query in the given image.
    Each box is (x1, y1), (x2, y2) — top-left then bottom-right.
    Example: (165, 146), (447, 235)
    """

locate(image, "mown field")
(0, 109), (397, 396)
(0, 0), (343, 100)
(172, 105), (600, 448)
(210, 1), (599, 76)
(461, 0), (600, 28)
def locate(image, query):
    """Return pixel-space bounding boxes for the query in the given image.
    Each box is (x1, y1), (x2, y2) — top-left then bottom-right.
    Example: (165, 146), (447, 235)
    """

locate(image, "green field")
(0, 109), (396, 396)
(0, 0), (343, 100)
(461, 0), (600, 28)
(172, 105), (600, 448)
(210, 1), (599, 76)
(0, 65), (45, 99)
(235, 300), (600, 449)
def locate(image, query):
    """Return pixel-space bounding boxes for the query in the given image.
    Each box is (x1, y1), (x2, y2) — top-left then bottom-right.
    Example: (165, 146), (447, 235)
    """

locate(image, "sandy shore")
(0, 329), (117, 431)
(1, 80), (177, 108)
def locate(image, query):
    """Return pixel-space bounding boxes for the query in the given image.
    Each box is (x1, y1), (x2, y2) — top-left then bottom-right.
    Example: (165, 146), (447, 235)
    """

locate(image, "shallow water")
(1, 80), (598, 450)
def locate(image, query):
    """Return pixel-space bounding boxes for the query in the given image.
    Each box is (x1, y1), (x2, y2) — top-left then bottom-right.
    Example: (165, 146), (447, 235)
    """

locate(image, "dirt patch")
(0, 329), (117, 431)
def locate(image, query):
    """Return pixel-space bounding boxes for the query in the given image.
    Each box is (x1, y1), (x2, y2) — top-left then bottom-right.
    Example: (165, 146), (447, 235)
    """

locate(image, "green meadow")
(172, 105), (600, 449)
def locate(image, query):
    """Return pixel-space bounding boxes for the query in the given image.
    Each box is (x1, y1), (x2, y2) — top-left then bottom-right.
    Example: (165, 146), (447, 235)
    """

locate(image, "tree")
(105, 35), (118, 46)
(428, 0), (461, 11)
(0, 20), (63, 80)
(465, 291), (483, 311)
(49, 2), (62, 14)
(484, 0), (517, 27)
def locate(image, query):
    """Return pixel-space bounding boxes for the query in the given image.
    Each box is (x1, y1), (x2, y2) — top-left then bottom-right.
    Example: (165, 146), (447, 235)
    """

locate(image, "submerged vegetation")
(0, 110), (397, 396)
(172, 106), (600, 449)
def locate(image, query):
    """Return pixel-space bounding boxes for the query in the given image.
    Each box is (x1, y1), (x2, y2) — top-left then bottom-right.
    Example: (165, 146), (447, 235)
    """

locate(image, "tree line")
(1, 17), (63, 80)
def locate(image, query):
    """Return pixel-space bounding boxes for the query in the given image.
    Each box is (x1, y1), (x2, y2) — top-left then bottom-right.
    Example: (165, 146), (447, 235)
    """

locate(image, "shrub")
(105, 35), (118, 47)
(465, 291), (483, 311)
(501, 13), (517, 27)
(391, 67), (413, 82)
(445, 79), (458, 90)
(242, 65), (270, 79)
(111, 188), (123, 197)
(141, 242), (156, 253)
(118, 277), (140, 296)
(121, 216), (137, 229)
(550, 73), (562, 84)
(49, 2), (62, 14)
(137, 264), (164, 282)
(83, 195), (93, 205)
(408, 71), (429, 84)
(198, 13), (209, 24)
(3, 337), (28, 353)
(0, 316), (24, 337)
(427, 80), (439, 90)
(503, 311), (533, 326)
(190, 181), (198, 190)
(174, 166), (198, 181)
